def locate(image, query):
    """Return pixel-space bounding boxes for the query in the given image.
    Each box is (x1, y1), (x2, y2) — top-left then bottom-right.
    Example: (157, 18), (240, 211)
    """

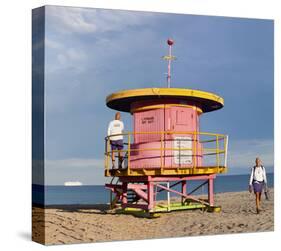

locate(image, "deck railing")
(104, 131), (228, 175)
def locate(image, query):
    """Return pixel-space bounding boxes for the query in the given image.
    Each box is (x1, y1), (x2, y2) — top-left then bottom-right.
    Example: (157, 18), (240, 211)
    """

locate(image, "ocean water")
(32, 173), (274, 206)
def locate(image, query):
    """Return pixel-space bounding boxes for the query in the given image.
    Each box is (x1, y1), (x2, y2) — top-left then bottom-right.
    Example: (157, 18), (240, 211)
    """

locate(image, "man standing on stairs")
(107, 112), (124, 169)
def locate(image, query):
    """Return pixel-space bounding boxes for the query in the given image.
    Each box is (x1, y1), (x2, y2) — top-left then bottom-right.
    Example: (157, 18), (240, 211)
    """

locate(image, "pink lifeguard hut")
(105, 39), (228, 214)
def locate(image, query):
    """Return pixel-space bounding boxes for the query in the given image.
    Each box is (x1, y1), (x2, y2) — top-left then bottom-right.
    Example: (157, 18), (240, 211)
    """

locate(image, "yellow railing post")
(105, 137), (110, 176)
(224, 135), (228, 167)
(127, 132), (131, 175)
(194, 131), (197, 169)
(160, 132), (163, 174)
(216, 135), (219, 168)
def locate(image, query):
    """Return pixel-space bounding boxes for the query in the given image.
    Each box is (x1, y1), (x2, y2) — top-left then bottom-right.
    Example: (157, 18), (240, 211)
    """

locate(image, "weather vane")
(162, 38), (176, 88)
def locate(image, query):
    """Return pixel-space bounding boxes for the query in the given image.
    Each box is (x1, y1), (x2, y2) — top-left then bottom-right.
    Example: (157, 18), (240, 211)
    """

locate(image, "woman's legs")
(255, 192), (261, 214)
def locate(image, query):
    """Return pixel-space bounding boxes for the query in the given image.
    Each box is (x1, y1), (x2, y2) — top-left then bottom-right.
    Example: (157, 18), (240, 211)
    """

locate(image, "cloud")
(44, 7), (161, 115)
(46, 6), (154, 34)
(228, 138), (274, 170)
(44, 158), (107, 185)
(46, 158), (104, 169)
(46, 6), (97, 34)
(45, 37), (88, 74)
(44, 6), (158, 77)
(56, 48), (87, 66)
(45, 38), (61, 49)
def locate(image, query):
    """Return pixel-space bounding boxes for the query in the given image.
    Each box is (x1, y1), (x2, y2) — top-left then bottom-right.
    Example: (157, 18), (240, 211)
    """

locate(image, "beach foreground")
(32, 189), (274, 245)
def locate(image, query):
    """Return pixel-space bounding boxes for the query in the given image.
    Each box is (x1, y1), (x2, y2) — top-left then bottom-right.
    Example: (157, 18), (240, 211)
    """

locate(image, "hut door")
(164, 107), (172, 168)
(167, 107), (195, 167)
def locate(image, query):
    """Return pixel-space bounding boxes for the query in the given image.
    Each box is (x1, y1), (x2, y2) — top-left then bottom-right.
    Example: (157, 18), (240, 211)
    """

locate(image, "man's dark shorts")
(110, 140), (124, 150)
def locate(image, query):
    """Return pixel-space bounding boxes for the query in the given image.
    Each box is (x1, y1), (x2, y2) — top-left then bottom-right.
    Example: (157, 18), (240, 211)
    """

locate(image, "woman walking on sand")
(249, 157), (268, 214)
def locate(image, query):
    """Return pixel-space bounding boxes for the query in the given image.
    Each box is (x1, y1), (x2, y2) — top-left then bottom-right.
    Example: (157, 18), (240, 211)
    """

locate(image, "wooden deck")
(105, 166), (227, 177)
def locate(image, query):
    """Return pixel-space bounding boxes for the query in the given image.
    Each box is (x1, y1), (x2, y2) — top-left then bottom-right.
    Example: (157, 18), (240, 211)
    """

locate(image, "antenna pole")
(167, 43), (172, 88)
(162, 38), (176, 88)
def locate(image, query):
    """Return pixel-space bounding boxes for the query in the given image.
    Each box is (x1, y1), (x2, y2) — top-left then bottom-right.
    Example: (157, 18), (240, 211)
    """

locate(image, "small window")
(176, 110), (188, 125)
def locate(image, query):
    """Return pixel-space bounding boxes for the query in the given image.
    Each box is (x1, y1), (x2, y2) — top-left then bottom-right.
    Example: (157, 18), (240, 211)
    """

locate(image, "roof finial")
(162, 38), (176, 88)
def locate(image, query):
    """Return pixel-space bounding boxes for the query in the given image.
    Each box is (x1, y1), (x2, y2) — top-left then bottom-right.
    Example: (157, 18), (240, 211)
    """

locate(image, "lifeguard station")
(104, 39), (228, 214)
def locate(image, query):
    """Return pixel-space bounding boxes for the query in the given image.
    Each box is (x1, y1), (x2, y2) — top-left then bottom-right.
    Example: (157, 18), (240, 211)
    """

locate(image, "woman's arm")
(249, 167), (254, 192)
(249, 167), (254, 185)
(263, 167), (267, 184)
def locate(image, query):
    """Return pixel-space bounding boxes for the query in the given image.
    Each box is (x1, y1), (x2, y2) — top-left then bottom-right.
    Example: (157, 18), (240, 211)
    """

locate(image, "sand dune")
(32, 189), (274, 245)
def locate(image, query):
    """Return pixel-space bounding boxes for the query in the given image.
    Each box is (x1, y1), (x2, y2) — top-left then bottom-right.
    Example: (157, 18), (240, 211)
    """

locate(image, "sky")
(38, 6), (273, 185)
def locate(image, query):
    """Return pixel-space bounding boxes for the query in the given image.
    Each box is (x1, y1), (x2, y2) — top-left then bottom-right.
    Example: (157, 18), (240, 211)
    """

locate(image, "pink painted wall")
(129, 100), (202, 169)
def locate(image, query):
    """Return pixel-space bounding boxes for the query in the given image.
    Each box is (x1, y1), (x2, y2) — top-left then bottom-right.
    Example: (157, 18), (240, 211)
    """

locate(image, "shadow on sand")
(34, 203), (115, 215)
(32, 204), (162, 218)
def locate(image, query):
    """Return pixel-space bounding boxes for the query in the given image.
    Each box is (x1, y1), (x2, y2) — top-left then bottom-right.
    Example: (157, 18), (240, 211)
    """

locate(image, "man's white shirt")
(107, 120), (124, 141)
(249, 166), (267, 185)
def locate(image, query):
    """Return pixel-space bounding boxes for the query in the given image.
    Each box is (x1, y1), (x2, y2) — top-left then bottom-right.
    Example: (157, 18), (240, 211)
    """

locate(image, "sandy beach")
(32, 189), (274, 245)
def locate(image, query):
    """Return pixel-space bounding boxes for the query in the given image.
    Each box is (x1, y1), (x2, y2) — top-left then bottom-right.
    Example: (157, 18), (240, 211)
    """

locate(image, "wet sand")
(32, 189), (274, 245)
